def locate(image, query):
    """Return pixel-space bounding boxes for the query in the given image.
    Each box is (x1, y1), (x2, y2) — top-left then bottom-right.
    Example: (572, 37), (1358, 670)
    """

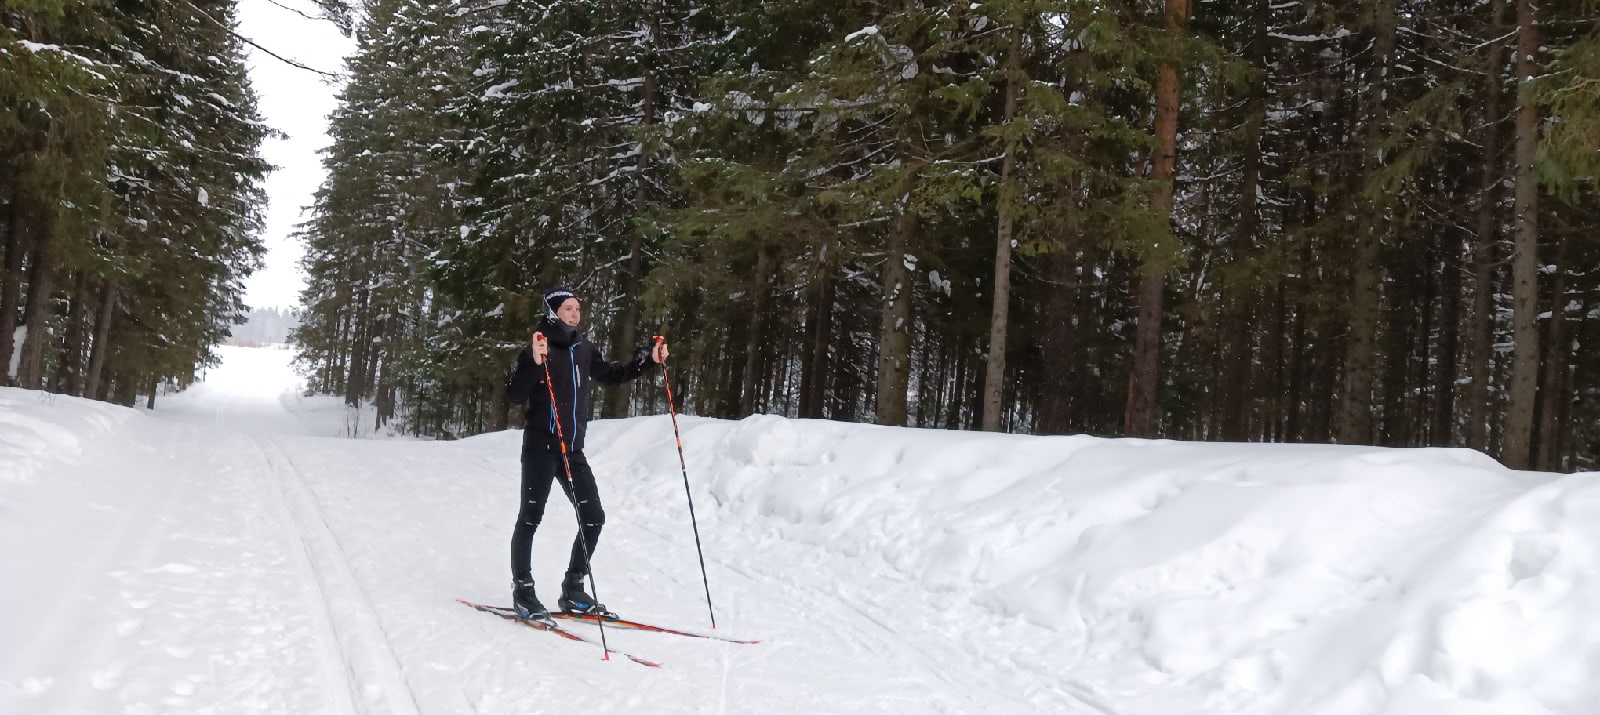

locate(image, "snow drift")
(589, 415), (1599, 714)
(0, 388), (130, 492)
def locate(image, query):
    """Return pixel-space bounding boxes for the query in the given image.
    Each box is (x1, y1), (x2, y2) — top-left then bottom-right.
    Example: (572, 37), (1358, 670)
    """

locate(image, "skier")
(504, 286), (668, 620)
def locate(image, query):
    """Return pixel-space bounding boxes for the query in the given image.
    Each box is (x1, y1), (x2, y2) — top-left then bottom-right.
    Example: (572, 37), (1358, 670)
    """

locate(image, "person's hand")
(532, 332), (549, 365)
(652, 337), (669, 365)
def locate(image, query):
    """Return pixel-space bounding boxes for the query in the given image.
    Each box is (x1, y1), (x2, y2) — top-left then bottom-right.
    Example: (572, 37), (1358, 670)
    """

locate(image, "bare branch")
(182, 0), (342, 79)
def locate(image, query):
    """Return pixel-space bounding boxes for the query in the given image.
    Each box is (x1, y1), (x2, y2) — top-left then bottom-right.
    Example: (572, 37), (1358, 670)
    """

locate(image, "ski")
(458, 599), (663, 668)
(551, 612), (762, 645)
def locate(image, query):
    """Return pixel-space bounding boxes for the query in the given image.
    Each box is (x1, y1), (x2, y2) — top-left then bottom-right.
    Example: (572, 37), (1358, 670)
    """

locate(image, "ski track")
(252, 434), (408, 715)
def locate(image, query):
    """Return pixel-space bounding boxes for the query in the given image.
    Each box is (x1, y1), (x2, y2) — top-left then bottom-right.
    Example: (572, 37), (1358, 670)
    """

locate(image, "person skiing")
(504, 286), (668, 620)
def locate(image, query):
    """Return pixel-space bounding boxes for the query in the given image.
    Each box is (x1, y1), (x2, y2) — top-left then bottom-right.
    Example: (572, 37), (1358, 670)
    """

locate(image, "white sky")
(237, 0), (355, 311)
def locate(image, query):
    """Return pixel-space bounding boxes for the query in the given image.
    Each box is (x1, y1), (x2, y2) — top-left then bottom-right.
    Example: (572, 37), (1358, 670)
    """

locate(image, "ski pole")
(654, 335), (717, 629)
(536, 332), (610, 659)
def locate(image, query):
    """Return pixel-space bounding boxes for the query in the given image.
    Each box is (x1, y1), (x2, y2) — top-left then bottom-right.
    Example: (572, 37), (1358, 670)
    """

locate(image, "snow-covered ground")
(1, 346), (1596, 714)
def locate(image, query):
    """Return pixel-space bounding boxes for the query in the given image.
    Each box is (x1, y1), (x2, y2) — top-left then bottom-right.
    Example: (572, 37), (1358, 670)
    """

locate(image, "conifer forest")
(4, 1), (1600, 471)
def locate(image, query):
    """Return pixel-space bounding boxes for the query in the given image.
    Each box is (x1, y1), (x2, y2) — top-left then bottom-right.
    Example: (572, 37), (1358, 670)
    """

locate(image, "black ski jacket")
(505, 318), (657, 452)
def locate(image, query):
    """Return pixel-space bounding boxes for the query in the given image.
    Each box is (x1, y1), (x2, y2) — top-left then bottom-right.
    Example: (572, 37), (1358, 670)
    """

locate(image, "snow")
(16, 40), (108, 74)
(845, 25), (881, 43)
(482, 78), (520, 98)
(1269, 29), (1355, 42)
(2, 346), (1599, 713)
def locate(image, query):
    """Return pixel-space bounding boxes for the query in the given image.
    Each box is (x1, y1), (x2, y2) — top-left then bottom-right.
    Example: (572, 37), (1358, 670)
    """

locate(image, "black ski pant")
(510, 436), (605, 585)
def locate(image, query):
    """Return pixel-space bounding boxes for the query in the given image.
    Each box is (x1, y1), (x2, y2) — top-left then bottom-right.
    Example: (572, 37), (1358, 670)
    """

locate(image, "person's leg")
(553, 450), (606, 579)
(510, 437), (560, 583)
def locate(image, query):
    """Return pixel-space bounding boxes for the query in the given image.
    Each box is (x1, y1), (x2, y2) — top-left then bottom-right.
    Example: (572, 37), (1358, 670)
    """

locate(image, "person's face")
(557, 298), (582, 327)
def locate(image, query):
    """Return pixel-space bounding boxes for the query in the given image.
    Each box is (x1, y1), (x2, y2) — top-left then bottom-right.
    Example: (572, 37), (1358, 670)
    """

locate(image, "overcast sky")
(237, 0), (355, 311)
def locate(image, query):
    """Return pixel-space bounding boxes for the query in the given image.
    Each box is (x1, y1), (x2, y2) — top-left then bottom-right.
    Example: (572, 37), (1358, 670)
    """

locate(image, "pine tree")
(2, 0), (268, 402)
(297, 0), (468, 431)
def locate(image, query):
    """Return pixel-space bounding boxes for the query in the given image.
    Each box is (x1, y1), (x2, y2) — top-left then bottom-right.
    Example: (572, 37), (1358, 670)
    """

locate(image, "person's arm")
(504, 343), (548, 404)
(589, 340), (661, 385)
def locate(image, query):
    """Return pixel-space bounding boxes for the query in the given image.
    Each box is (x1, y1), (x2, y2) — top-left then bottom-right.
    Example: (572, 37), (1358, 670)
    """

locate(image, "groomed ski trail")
(253, 434), (430, 715)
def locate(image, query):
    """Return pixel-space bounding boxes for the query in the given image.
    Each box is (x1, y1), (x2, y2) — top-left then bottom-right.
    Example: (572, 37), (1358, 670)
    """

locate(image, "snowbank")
(0, 387), (131, 492)
(590, 414), (1599, 714)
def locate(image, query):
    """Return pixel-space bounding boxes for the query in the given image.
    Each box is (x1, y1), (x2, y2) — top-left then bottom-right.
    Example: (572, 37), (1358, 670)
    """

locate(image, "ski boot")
(558, 572), (616, 619)
(512, 578), (551, 622)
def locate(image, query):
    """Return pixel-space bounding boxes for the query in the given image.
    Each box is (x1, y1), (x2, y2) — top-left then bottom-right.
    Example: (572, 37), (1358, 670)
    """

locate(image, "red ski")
(458, 599), (663, 668)
(551, 612), (761, 644)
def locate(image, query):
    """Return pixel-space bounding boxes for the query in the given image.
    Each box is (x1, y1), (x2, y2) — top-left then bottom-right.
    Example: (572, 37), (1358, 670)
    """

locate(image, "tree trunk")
(1126, 0), (1189, 437)
(607, 2), (660, 419)
(1467, 0), (1508, 453)
(1501, 0), (1540, 469)
(56, 270), (89, 396)
(1073, 260), (1098, 430)
(112, 369), (139, 407)
(1222, 294), (1253, 441)
(1286, 235), (1310, 440)
(798, 247), (834, 419)
(1379, 261), (1413, 444)
(1535, 238), (1567, 470)
(0, 185), (28, 384)
(741, 242), (773, 415)
(1336, 209), (1381, 445)
(981, 28), (1023, 432)
(17, 206), (57, 390)
(875, 179), (917, 427)
(1037, 248), (1080, 434)
(344, 292), (371, 407)
(833, 327), (860, 422)
(945, 337), (967, 429)
(1560, 291), (1590, 470)
(1336, 0), (1397, 446)
(916, 330), (937, 427)
(361, 316), (387, 412)
(1313, 330), (1339, 441)
(375, 341), (395, 430)
(1432, 221), (1465, 445)
(85, 280), (117, 400)
(1225, 9), (1268, 443)
(1269, 279), (1287, 441)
